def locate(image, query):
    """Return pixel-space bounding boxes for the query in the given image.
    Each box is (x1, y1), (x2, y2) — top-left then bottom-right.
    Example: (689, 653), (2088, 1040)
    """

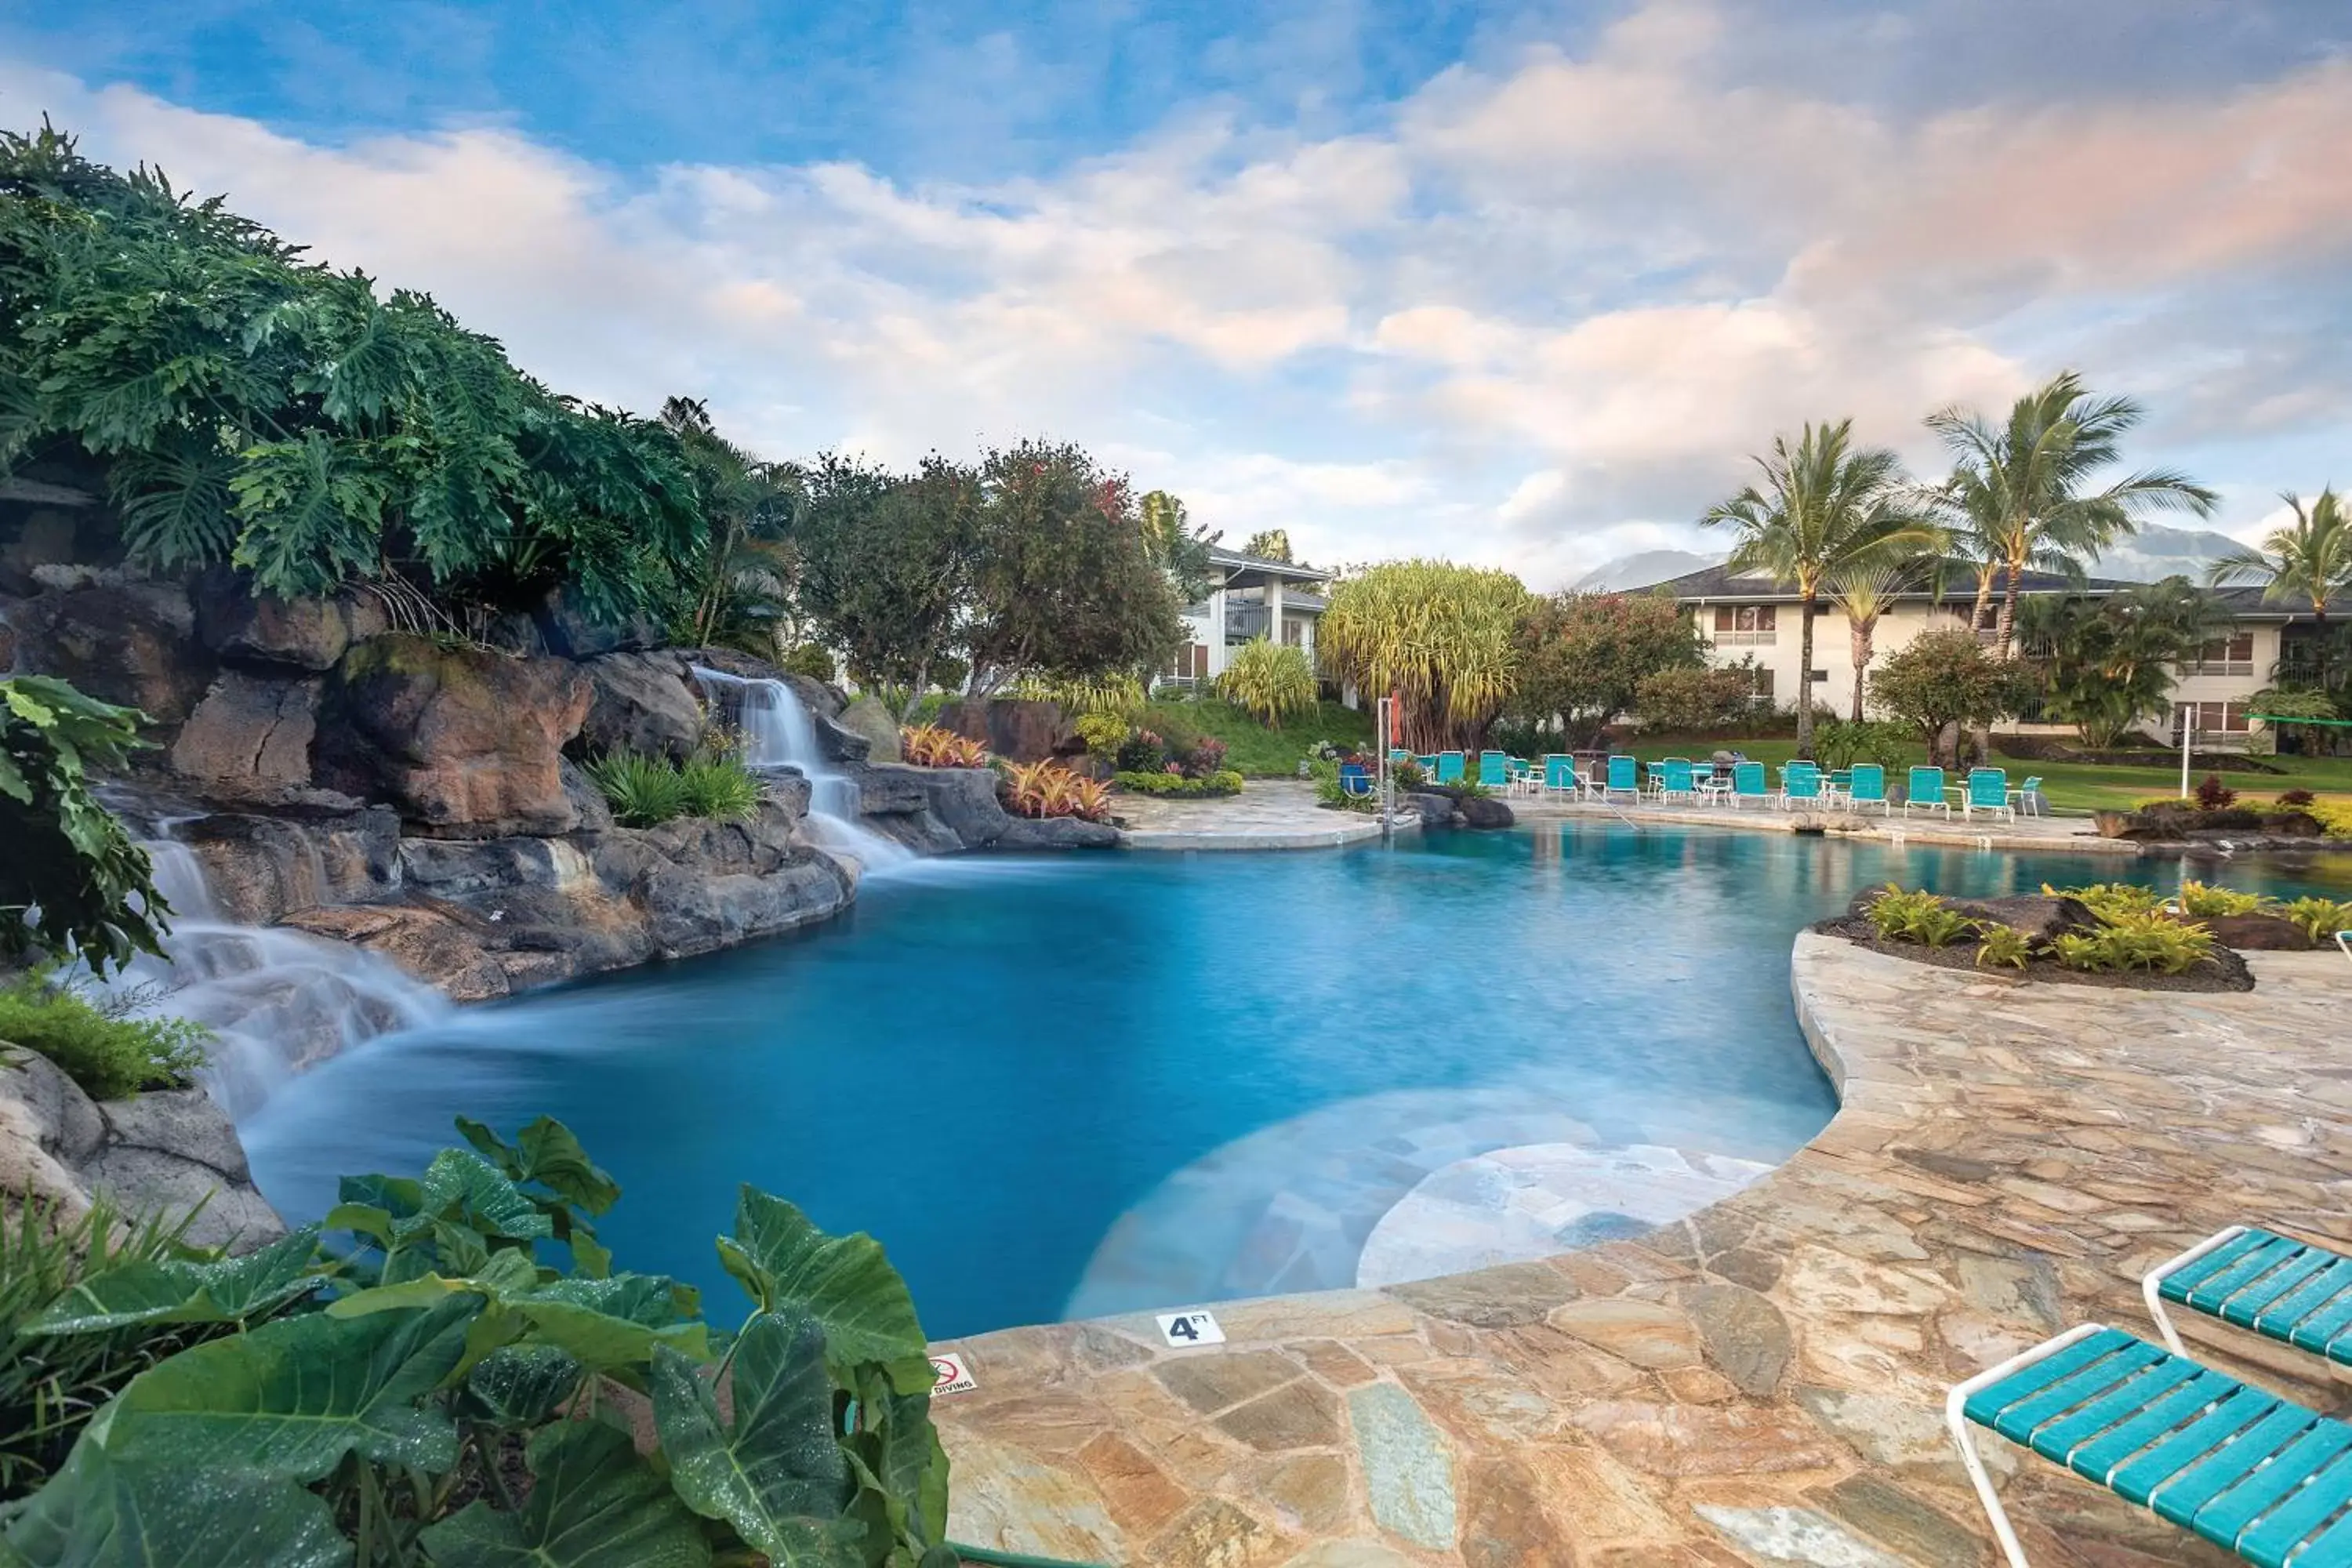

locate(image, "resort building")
(1660, 563), (2348, 750)
(1161, 544), (1333, 689)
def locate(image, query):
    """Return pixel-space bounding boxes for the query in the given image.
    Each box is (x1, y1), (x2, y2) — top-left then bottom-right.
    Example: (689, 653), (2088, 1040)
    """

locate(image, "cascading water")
(688, 666), (913, 873)
(103, 834), (452, 1120)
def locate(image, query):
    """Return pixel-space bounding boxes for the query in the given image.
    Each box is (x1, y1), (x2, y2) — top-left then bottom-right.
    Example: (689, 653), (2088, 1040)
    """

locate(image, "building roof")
(1656, 561), (2137, 602)
(1207, 544), (1330, 582)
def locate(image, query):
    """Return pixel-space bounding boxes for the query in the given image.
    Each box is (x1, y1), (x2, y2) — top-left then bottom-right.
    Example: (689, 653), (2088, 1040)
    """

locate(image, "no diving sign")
(1156, 1310), (1225, 1347)
(929, 1353), (977, 1396)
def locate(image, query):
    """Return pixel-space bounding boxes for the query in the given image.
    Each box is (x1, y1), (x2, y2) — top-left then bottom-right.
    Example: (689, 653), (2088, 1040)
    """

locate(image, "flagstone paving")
(931, 936), (2352, 1566)
(1116, 780), (1402, 850)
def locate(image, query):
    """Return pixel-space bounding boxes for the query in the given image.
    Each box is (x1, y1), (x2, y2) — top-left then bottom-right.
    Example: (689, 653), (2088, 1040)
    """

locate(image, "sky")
(5, 1), (2349, 588)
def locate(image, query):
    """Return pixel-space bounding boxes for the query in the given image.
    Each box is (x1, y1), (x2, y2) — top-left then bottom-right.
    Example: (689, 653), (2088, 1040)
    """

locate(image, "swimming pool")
(236, 824), (2341, 1340)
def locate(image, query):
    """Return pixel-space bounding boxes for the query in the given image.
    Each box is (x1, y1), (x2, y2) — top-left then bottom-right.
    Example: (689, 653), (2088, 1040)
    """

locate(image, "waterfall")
(688, 666), (912, 873)
(101, 835), (453, 1120)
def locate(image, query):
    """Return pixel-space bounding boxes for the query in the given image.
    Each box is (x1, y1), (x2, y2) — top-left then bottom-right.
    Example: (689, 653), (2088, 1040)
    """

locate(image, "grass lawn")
(1138, 697), (1374, 778)
(1614, 732), (2352, 816)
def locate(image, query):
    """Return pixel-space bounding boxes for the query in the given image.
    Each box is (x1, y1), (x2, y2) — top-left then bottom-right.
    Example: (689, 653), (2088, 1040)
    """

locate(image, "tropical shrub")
(2313, 800), (2352, 839)
(1861, 885), (1978, 948)
(1511, 591), (1703, 748)
(779, 644), (837, 683)
(1632, 665), (1759, 734)
(2044, 881), (2167, 921)
(1073, 711), (1131, 757)
(0, 970), (208, 1102)
(2275, 897), (2352, 942)
(676, 753), (764, 821)
(1976, 924), (2035, 969)
(2278, 788), (2318, 808)
(1812, 717), (1914, 772)
(1216, 639), (1316, 728)
(2016, 579), (2223, 748)
(1, 677), (171, 976)
(0, 1116), (959, 1566)
(1178, 736), (1229, 778)
(1867, 630), (2024, 762)
(1114, 729), (1167, 774)
(1001, 760), (1112, 821)
(1009, 671), (1149, 720)
(2194, 772), (2238, 810)
(1115, 769), (1244, 798)
(583, 750), (761, 826)
(2052, 909), (2217, 974)
(898, 725), (989, 768)
(2176, 880), (2262, 918)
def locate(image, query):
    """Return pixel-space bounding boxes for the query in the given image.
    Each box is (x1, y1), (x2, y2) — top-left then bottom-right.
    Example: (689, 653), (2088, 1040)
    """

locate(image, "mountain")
(1568, 524), (2248, 595)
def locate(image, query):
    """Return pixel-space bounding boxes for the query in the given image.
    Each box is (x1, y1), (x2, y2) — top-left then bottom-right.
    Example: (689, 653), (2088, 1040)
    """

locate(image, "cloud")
(7, 0), (2351, 592)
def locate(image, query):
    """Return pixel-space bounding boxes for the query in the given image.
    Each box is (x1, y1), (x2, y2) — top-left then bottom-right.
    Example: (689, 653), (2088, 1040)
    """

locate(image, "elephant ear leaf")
(0, 1440), (349, 1568)
(91, 1295), (478, 1481)
(841, 1368), (951, 1558)
(716, 1189), (931, 1393)
(419, 1149), (554, 1243)
(458, 1345), (585, 1428)
(455, 1116), (620, 1218)
(419, 1420), (707, 1568)
(24, 1227), (322, 1335)
(514, 1276), (710, 1375)
(650, 1312), (858, 1567)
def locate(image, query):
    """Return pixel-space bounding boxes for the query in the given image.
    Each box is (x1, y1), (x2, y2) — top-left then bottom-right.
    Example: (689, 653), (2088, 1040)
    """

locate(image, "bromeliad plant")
(0, 1117), (960, 1568)
(899, 726), (989, 769)
(1000, 760), (1112, 822)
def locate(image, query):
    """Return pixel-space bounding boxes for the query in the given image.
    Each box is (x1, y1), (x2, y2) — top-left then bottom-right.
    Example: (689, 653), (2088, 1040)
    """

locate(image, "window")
(1282, 619), (1303, 648)
(2186, 631), (2256, 675)
(1710, 604), (1777, 644)
(1166, 643), (1209, 681)
(2182, 700), (2251, 734)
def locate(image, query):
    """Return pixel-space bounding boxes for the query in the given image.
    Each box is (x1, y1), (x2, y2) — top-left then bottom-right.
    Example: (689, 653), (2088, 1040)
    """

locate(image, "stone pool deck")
(1515, 797), (2143, 857)
(932, 937), (2352, 1566)
(1117, 780), (1405, 851)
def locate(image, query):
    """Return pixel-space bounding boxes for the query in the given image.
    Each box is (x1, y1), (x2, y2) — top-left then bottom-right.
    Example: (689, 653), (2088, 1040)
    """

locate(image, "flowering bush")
(2194, 772), (2238, 810)
(1180, 735), (1229, 778)
(1115, 728), (1167, 773)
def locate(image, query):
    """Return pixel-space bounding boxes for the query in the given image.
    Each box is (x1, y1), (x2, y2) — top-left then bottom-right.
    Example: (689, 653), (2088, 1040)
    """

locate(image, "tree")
(1511, 592), (1704, 746)
(660, 396), (799, 654)
(1141, 488), (1218, 604)
(1632, 664), (1760, 733)
(1, 677), (170, 975)
(1825, 561), (1922, 723)
(1242, 529), (1293, 564)
(1867, 627), (2020, 765)
(2016, 577), (2224, 748)
(963, 441), (1188, 694)
(1927, 370), (2218, 658)
(1217, 638), (1316, 727)
(2207, 488), (2352, 623)
(1700, 419), (1939, 757)
(793, 453), (982, 714)
(1319, 561), (1528, 751)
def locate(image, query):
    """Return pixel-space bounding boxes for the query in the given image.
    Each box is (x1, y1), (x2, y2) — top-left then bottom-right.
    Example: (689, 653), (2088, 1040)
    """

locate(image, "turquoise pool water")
(238, 825), (2343, 1340)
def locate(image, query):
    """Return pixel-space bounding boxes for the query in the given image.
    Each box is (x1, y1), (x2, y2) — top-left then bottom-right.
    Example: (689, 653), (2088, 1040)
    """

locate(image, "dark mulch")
(1813, 916), (2256, 993)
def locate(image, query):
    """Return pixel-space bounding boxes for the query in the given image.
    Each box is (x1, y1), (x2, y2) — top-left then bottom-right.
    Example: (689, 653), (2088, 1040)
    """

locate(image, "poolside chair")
(1963, 768), (2014, 822)
(1477, 751), (1509, 789)
(1729, 760), (1769, 809)
(1660, 758), (1697, 803)
(1949, 1323), (2352, 1568)
(2340, 931), (2351, 967)
(1414, 755), (1438, 779)
(1388, 748), (1412, 768)
(1779, 762), (1823, 809)
(2143, 1226), (2352, 1370)
(1603, 754), (1639, 802)
(1435, 751), (1465, 785)
(1846, 764), (1889, 815)
(1542, 755), (1581, 799)
(2013, 775), (2046, 817)
(1338, 763), (1374, 798)
(1904, 766), (1950, 818)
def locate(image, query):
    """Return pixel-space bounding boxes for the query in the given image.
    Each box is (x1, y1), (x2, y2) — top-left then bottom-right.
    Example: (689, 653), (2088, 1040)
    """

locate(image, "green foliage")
(1632, 663), (1759, 733)
(2176, 880), (2261, 918)
(2275, 896), (2352, 942)
(0, 677), (171, 976)
(794, 454), (977, 703)
(1866, 628), (2022, 747)
(2206, 488), (2352, 619)
(779, 644), (837, 683)
(0, 1118), (953, 1567)
(1215, 639), (1316, 727)
(2194, 772), (2237, 810)
(2051, 909), (2217, 974)
(662, 397), (799, 658)
(1811, 717), (1914, 771)
(1073, 711), (1130, 756)
(0, 125), (704, 626)
(0, 969), (207, 1102)
(1509, 590), (1699, 748)
(1009, 672), (1148, 719)
(2043, 881), (2166, 921)
(2016, 579), (2223, 748)
(2313, 800), (2352, 840)
(1862, 885), (1979, 948)
(1321, 561), (1526, 753)
(1307, 759), (1379, 813)
(1240, 528), (1292, 564)
(1141, 489), (1217, 604)
(1975, 924), (2035, 969)
(583, 750), (760, 828)
(1133, 698), (1371, 778)
(1113, 769), (1244, 798)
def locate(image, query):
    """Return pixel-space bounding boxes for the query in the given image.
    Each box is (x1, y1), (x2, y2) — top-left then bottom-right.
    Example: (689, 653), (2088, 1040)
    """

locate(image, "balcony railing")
(2177, 660), (2255, 677)
(1709, 630), (1778, 647)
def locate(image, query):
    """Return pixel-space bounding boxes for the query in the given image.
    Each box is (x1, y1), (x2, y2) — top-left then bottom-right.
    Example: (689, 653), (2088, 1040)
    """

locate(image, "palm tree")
(1926, 370), (2217, 659)
(2205, 488), (2352, 623)
(660, 396), (800, 653)
(1825, 559), (1922, 722)
(1700, 419), (1940, 756)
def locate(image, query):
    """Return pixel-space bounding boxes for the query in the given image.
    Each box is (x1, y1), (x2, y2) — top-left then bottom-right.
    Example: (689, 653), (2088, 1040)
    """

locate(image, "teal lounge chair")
(1542, 755), (1581, 798)
(1435, 751), (1465, 784)
(1964, 768), (2014, 822)
(1729, 760), (1769, 808)
(1904, 765), (1949, 818)
(1780, 762), (1821, 808)
(2143, 1227), (2352, 1370)
(1414, 754), (1438, 777)
(1660, 758), (1697, 803)
(1478, 751), (1508, 789)
(2340, 931), (2351, 966)
(2014, 775), (2046, 816)
(1846, 764), (1889, 815)
(1603, 754), (1639, 801)
(1389, 748), (1412, 768)
(1948, 1322), (2352, 1568)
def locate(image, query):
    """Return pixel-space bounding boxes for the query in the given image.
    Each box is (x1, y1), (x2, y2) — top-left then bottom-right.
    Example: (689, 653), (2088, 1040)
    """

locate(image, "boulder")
(1406, 790), (1459, 826)
(533, 586), (662, 659)
(578, 651), (704, 761)
(278, 903), (514, 1003)
(996, 815), (1119, 849)
(562, 757), (617, 834)
(851, 762), (1011, 851)
(1458, 795), (1515, 829)
(169, 670), (321, 804)
(191, 568), (367, 671)
(0, 1049), (285, 1252)
(9, 581), (213, 728)
(1935, 895), (2099, 944)
(937, 698), (1070, 763)
(2203, 913), (2315, 951)
(315, 634), (591, 837)
(835, 695), (902, 763)
(815, 710), (873, 764)
(177, 808), (403, 924)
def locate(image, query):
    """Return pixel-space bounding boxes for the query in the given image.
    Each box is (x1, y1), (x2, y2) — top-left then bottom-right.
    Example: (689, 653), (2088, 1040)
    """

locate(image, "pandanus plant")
(1316, 560), (1526, 753)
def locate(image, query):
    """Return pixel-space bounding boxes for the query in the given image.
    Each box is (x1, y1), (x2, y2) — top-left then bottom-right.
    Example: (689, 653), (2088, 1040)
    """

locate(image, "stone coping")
(1116, 779), (1411, 851)
(931, 936), (2352, 1566)
(1515, 797), (2143, 856)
